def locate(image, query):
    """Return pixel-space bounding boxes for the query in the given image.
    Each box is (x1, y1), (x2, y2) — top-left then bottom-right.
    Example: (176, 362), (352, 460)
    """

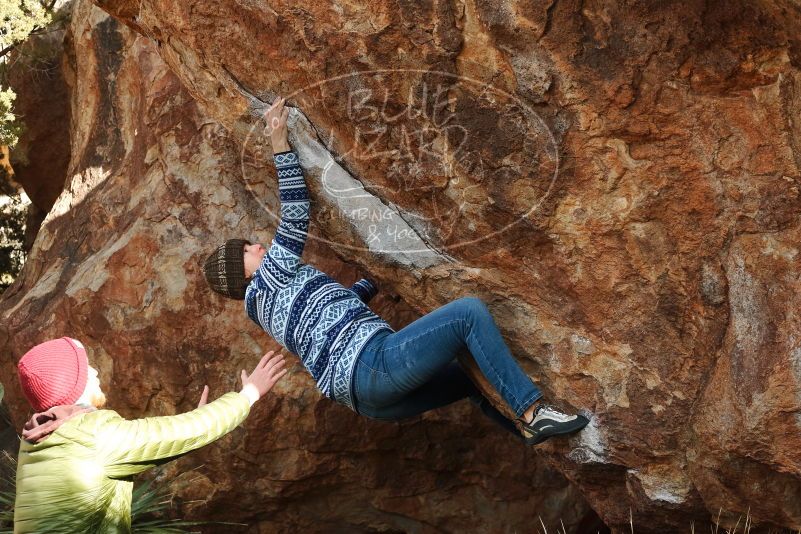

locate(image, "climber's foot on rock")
(519, 404), (589, 446)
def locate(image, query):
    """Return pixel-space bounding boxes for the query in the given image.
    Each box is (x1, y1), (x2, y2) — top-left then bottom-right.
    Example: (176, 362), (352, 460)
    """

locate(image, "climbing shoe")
(520, 404), (590, 446)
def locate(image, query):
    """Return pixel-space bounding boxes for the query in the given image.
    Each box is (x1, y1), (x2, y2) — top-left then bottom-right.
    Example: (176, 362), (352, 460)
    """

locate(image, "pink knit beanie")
(18, 337), (89, 412)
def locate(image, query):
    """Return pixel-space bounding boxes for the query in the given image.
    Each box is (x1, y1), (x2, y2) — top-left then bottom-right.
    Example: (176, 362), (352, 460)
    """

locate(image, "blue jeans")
(352, 297), (543, 436)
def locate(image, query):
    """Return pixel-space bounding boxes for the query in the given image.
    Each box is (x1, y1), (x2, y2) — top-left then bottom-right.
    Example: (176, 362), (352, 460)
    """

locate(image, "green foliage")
(0, 452), (15, 533)
(0, 89), (19, 147)
(1, 0), (55, 148)
(0, 491), (12, 534)
(0, 0), (52, 49)
(129, 478), (216, 534)
(0, 193), (25, 293)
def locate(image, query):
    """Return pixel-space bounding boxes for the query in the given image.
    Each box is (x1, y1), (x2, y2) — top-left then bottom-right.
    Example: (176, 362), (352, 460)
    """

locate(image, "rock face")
(3, 0), (801, 530)
(77, 0), (801, 530)
(0, 2), (596, 532)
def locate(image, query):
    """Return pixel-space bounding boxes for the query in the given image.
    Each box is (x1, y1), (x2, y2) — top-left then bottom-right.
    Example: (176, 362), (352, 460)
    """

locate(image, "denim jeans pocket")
(353, 359), (396, 412)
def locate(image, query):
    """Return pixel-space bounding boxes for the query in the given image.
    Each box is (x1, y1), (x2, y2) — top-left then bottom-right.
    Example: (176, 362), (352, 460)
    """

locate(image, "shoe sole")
(524, 414), (590, 446)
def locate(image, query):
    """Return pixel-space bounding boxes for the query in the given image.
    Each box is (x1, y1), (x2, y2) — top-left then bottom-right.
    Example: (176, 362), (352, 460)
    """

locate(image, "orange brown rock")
(0, 2), (595, 532)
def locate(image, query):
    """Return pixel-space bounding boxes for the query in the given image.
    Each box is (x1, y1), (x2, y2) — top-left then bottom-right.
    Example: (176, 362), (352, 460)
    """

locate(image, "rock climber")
(203, 96), (589, 446)
(13, 336), (286, 533)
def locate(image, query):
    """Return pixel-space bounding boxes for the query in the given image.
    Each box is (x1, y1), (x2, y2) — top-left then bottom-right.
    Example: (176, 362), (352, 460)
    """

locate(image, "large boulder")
(0, 2), (595, 532)
(80, 0), (801, 530)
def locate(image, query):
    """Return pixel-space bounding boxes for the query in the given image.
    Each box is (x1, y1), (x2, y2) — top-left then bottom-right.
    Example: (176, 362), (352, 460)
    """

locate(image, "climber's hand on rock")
(240, 350), (287, 404)
(266, 96), (290, 153)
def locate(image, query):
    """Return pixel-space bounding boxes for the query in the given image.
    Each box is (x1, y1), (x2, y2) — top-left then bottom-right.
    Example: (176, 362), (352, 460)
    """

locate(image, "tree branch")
(0, 19), (62, 59)
(0, 2), (62, 60)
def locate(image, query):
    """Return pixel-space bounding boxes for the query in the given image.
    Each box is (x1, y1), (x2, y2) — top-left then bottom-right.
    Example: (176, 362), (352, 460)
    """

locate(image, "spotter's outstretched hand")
(241, 350), (288, 401)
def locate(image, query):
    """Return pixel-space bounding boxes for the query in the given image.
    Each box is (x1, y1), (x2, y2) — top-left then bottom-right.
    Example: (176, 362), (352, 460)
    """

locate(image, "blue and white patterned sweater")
(245, 150), (393, 410)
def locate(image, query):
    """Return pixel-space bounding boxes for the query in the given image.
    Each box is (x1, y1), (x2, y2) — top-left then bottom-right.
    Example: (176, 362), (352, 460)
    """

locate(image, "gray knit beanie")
(203, 239), (251, 300)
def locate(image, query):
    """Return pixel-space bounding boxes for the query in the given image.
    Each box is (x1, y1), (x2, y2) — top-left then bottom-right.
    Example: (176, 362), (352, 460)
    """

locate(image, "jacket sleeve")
(254, 150), (310, 290)
(98, 391), (250, 479)
(350, 278), (378, 304)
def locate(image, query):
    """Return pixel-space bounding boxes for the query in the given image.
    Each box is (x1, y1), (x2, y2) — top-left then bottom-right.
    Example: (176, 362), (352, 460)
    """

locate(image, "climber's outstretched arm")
(253, 98), (311, 289)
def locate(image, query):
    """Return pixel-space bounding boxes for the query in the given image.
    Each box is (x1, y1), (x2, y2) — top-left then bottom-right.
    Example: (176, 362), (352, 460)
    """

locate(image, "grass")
(705, 506), (800, 534)
(533, 506), (801, 534)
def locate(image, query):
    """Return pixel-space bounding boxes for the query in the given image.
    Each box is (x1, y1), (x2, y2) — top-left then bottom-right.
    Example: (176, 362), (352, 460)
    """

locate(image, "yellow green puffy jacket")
(13, 392), (250, 533)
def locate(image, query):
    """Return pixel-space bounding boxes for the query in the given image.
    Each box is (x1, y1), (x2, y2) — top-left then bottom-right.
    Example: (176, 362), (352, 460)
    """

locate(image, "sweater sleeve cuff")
(239, 384), (260, 406)
(362, 278), (378, 297)
(352, 278), (378, 302)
